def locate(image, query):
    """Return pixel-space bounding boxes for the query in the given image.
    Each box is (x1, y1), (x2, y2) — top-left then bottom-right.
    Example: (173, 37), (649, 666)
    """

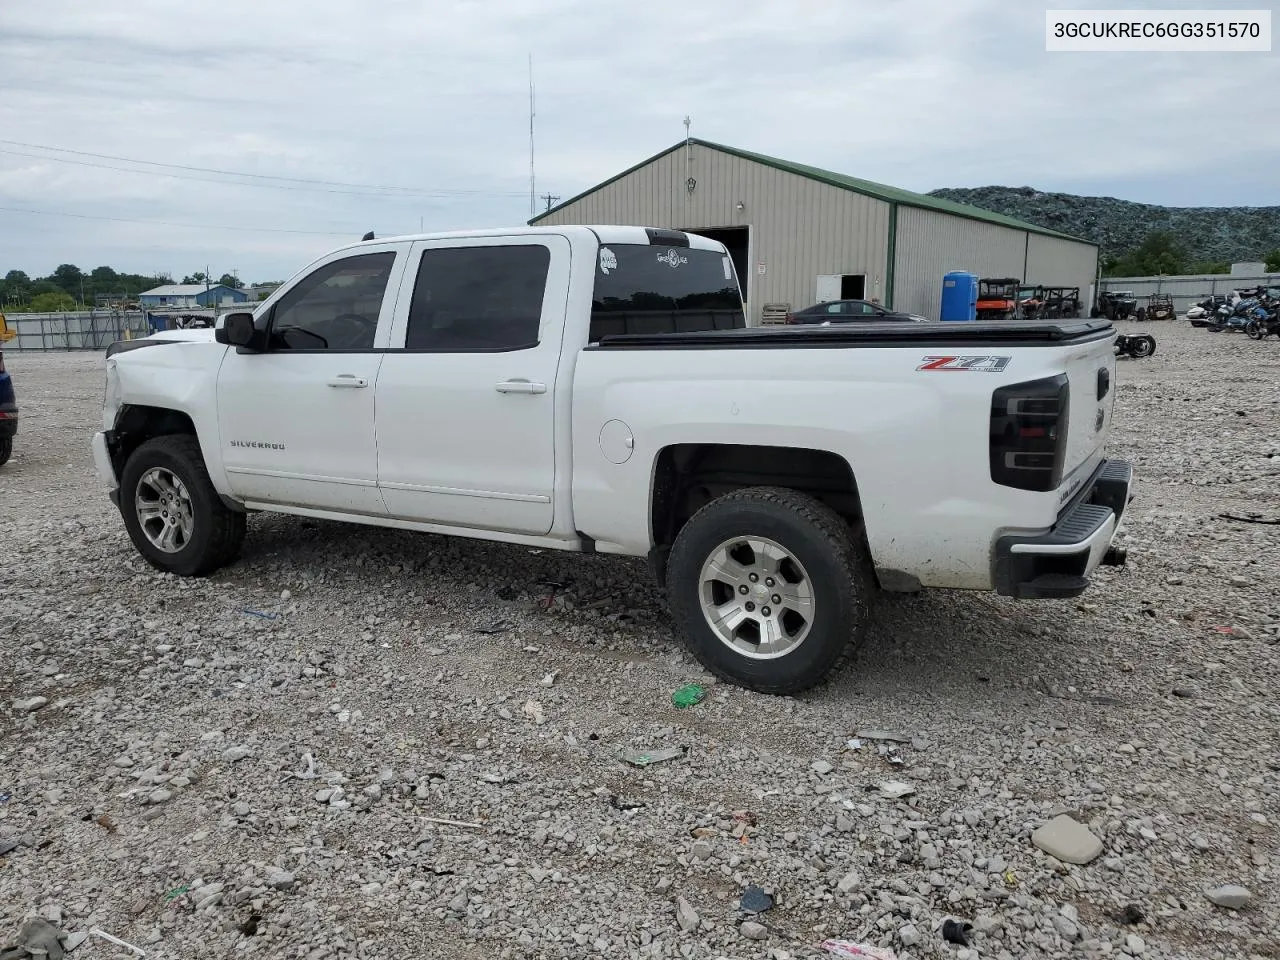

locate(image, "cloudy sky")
(1, 0), (1275, 284)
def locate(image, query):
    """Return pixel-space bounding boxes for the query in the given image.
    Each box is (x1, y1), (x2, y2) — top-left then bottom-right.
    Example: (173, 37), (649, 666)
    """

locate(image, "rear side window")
(591, 244), (744, 342)
(406, 245), (550, 351)
(268, 253), (394, 351)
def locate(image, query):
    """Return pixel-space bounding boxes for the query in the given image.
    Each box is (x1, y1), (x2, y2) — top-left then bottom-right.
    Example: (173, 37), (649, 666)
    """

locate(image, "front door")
(374, 235), (569, 534)
(216, 246), (407, 515)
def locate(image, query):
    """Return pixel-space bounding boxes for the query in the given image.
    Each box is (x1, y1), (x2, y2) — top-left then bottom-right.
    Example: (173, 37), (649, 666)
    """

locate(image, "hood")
(105, 328), (219, 358)
(147, 329), (218, 343)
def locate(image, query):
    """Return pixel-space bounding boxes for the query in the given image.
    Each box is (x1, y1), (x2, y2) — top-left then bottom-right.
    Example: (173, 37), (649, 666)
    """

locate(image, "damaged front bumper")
(92, 431), (120, 505)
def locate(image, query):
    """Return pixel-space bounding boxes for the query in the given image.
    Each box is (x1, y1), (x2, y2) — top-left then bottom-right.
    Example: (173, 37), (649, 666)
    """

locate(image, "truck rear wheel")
(665, 486), (874, 695)
(119, 435), (245, 577)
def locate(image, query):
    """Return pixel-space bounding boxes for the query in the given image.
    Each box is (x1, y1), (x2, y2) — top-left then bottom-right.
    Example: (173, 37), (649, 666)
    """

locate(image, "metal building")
(531, 139), (1099, 325)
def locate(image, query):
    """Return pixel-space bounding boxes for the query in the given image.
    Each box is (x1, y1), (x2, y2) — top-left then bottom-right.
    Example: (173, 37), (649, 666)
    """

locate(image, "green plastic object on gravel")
(671, 684), (706, 708)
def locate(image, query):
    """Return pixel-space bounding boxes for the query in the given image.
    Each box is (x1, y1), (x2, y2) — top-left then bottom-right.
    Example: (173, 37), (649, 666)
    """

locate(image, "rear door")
(373, 235), (569, 534)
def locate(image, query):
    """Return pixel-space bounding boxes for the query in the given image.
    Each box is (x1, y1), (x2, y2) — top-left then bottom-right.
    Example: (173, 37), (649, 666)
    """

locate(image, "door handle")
(495, 379), (547, 395)
(327, 375), (369, 388)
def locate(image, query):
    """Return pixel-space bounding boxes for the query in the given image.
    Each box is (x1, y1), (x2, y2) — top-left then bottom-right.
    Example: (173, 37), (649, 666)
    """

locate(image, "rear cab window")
(589, 243), (745, 343)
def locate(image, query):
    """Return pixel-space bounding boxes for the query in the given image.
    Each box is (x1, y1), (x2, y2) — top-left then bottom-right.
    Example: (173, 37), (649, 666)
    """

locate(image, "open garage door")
(685, 226), (749, 304)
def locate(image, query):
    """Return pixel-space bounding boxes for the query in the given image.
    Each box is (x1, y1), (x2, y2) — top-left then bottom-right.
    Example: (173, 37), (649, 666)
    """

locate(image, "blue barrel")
(940, 271), (978, 322)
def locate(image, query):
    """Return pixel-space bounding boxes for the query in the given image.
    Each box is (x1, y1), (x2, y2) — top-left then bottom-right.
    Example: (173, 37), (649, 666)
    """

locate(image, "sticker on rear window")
(722, 256), (732, 280)
(656, 249), (688, 269)
(599, 246), (617, 275)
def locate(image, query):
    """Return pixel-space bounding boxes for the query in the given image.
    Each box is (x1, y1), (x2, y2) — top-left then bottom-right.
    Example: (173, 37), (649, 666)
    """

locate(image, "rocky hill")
(926, 186), (1280, 267)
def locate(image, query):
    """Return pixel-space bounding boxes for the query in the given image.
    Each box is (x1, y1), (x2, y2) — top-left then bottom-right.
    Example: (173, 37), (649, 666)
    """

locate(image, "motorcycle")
(1246, 315), (1280, 339)
(1209, 298), (1257, 332)
(1246, 301), (1280, 340)
(1187, 295), (1227, 327)
(1115, 333), (1156, 358)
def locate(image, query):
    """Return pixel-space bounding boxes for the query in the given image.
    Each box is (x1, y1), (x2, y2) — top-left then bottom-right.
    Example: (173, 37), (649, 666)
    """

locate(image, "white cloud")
(0, 0), (1275, 281)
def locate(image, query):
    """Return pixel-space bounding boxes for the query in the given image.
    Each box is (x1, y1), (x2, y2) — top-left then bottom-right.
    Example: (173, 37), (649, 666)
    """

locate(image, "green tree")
(49, 264), (85, 298)
(1105, 232), (1186, 277)
(1265, 249), (1280, 272)
(3, 268), (31, 305)
(181, 271), (208, 284)
(216, 273), (241, 288)
(29, 291), (77, 312)
(1186, 261), (1230, 275)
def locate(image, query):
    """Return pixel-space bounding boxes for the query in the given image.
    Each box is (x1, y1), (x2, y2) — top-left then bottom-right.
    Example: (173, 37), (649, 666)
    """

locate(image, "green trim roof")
(530, 138), (1093, 245)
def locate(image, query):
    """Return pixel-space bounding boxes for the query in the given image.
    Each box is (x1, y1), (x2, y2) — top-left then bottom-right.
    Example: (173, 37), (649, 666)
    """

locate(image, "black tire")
(1090, 307), (1101, 318)
(665, 486), (875, 695)
(1130, 335), (1155, 358)
(119, 435), (245, 576)
(1135, 308), (1147, 322)
(1246, 319), (1263, 340)
(0, 437), (11, 467)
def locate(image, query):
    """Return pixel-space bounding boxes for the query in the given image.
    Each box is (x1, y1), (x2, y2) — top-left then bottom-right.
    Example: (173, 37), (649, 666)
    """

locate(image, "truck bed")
(590, 319), (1115, 350)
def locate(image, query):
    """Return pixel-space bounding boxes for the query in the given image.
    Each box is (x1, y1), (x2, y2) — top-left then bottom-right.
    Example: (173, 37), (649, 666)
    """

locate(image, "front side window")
(267, 252), (394, 351)
(590, 244), (744, 342)
(405, 245), (550, 351)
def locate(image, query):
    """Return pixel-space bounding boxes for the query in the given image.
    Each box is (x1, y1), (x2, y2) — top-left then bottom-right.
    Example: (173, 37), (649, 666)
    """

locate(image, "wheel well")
(108, 405), (198, 477)
(651, 443), (863, 555)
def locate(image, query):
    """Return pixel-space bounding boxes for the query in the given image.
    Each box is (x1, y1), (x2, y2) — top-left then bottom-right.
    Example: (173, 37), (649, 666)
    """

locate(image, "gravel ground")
(1, 321), (1277, 960)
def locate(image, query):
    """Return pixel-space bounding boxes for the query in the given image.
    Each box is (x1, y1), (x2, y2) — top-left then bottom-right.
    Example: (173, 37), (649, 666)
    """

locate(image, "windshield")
(590, 243), (745, 342)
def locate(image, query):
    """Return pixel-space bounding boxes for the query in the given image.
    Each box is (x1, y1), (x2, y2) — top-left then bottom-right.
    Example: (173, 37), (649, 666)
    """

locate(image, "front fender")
(109, 340), (232, 496)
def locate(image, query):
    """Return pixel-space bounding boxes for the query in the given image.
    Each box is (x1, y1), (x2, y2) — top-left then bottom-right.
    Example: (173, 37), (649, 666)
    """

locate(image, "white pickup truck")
(93, 225), (1132, 694)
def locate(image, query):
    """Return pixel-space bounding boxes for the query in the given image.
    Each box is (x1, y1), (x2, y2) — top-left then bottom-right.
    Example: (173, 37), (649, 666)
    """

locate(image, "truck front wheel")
(665, 486), (874, 695)
(119, 435), (246, 577)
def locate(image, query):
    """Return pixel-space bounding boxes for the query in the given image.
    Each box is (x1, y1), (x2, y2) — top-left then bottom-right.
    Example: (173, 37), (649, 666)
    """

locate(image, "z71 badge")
(917, 355), (1012, 372)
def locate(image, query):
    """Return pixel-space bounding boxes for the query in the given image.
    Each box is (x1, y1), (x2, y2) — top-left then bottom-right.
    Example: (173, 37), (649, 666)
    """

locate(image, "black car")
(786, 299), (927, 324)
(0, 332), (16, 467)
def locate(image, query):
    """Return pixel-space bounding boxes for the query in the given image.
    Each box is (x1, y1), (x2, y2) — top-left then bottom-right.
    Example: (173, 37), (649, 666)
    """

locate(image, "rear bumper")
(993, 459), (1133, 599)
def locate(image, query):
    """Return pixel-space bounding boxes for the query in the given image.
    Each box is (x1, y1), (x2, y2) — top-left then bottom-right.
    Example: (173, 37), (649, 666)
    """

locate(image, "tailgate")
(1061, 333), (1117, 480)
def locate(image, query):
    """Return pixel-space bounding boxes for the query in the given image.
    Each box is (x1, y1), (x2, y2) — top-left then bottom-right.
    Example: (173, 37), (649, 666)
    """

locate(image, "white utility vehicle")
(93, 226), (1131, 693)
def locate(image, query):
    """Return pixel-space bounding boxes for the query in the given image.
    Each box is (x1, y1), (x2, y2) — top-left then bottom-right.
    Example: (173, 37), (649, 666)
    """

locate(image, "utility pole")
(528, 54), (536, 219)
(540, 193), (560, 212)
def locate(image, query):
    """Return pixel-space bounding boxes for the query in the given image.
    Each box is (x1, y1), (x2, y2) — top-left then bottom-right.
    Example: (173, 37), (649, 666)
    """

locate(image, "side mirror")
(216, 312), (257, 348)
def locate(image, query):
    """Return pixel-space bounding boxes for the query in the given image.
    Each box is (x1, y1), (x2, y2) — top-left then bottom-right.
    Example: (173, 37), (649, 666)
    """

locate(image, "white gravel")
(1, 321), (1277, 960)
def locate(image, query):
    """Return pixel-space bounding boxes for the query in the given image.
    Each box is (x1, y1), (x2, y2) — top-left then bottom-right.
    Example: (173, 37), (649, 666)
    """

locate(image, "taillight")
(990, 375), (1069, 491)
(784, 313), (795, 324)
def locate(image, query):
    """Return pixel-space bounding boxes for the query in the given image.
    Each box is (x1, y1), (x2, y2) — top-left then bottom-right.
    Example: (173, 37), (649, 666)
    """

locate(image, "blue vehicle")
(0, 313), (16, 466)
